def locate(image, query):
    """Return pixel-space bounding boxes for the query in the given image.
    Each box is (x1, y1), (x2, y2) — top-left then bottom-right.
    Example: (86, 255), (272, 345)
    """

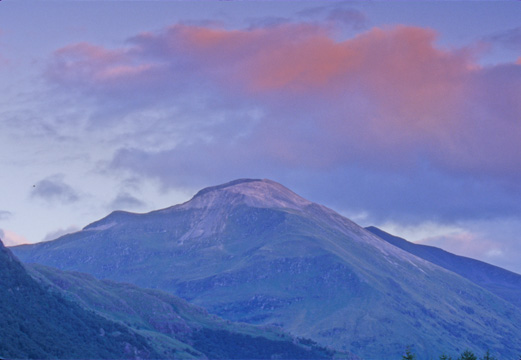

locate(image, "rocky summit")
(13, 179), (521, 359)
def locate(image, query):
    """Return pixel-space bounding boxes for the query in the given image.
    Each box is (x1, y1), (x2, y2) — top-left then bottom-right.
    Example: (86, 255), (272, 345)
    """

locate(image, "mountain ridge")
(366, 226), (521, 308)
(12, 178), (521, 359)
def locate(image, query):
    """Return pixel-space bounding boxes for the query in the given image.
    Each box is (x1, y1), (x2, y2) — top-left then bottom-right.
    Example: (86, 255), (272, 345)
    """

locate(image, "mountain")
(12, 179), (521, 359)
(365, 226), (521, 309)
(0, 239), (159, 359)
(26, 264), (338, 360)
(0, 237), (336, 359)
(1, 237), (338, 359)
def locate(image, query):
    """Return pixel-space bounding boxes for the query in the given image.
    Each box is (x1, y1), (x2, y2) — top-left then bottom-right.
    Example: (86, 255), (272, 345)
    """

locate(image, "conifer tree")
(402, 346), (416, 360)
(481, 349), (496, 360)
(458, 349), (477, 360)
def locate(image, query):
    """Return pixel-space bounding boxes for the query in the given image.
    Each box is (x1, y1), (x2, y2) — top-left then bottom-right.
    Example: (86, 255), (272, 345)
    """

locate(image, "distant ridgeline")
(11, 179), (521, 359)
(365, 226), (521, 309)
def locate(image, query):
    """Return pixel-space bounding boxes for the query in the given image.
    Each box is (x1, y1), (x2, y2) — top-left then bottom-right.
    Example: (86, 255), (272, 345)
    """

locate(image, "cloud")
(46, 21), (521, 224)
(30, 174), (80, 204)
(42, 226), (80, 242)
(417, 217), (521, 275)
(326, 8), (367, 30)
(487, 26), (521, 50)
(423, 231), (499, 260)
(48, 42), (156, 93)
(297, 4), (368, 30)
(0, 211), (12, 220)
(108, 192), (146, 210)
(373, 217), (521, 275)
(0, 229), (28, 247)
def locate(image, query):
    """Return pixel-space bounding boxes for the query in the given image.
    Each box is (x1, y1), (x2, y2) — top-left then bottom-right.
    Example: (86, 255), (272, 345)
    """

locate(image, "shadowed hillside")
(0, 239), (158, 359)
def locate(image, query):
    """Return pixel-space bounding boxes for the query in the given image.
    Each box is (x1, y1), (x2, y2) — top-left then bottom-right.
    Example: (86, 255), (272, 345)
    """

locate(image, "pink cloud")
(46, 24), (472, 110)
(420, 231), (493, 259)
(130, 24), (473, 145)
(48, 42), (157, 92)
(48, 22), (521, 182)
(0, 229), (28, 247)
(418, 223), (521, 273)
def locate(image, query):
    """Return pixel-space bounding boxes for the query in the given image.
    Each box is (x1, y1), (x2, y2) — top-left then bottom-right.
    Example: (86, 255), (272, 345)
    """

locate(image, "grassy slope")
(160, 207), (521, 359)
(28, 263), (340, 360)
(0, 242), (160, 359)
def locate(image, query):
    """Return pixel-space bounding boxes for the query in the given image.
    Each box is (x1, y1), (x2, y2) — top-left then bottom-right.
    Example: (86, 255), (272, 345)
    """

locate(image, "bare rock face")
(12, 179), (521, 359)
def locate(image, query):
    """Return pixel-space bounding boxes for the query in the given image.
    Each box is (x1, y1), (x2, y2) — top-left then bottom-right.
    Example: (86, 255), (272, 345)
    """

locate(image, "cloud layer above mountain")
(45, 21), (521, 226)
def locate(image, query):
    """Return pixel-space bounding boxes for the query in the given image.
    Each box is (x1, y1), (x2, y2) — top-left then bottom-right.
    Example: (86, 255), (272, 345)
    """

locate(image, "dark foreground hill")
(366, 226), (521, 309)
(12, 179), (521, 359)
(0, 239), (158, 359)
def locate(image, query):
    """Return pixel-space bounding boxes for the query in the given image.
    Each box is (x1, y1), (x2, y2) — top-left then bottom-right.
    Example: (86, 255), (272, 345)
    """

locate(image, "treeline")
(402, 346), (521, 360)
(191, 328), (334, 359)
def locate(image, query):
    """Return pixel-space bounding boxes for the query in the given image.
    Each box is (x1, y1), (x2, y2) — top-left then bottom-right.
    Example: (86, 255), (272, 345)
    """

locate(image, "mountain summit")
(186, 178), (312, 211)
(12, 179), (521, 359)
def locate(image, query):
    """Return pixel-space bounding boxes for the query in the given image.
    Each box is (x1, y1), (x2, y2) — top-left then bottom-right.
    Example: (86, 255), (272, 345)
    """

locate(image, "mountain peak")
(192, 178), (264, 197)
(12, 179), (521, 359)
(184, 178), (312, 210)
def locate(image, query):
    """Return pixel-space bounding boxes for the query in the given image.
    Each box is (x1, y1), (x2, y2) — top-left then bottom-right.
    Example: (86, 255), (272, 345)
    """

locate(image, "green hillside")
(0, 240), (159, 359)
(28, 263), (338, 360)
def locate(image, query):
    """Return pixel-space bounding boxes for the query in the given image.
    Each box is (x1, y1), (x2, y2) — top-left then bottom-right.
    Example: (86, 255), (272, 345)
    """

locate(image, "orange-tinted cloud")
(0, 229), (28, 247)
(48, 42), (156, 91)
(48, 22), (521, 183)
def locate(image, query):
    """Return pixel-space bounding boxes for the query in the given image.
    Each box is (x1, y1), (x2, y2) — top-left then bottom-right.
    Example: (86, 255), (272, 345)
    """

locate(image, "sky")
(1, 1), (521, 274)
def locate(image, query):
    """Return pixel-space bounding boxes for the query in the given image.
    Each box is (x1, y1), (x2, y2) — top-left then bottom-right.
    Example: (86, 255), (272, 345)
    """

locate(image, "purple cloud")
(108, 192), (146, 211)
(42, 226), (80, 242)
(0, 211), (12, 221)
(297, 4), (368, 30)
(31, 174), (79, 204)
(488, 26), (521, 50)
(326, 8), (367, 30)
(45, 21), (521, 224)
